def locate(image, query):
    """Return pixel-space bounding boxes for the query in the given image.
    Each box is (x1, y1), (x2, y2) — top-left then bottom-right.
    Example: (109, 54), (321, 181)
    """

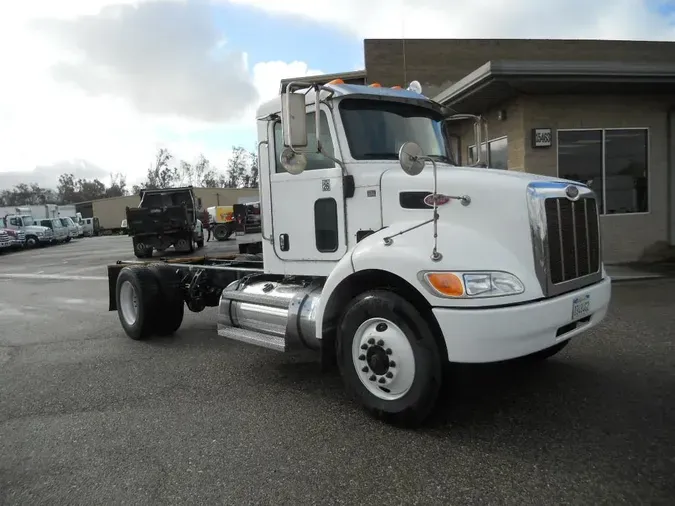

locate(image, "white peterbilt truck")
(107, 79), (612, 426)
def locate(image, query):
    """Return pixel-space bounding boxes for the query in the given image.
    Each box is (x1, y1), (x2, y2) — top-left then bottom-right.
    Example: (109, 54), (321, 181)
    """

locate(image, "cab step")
(217, 325), (286, 352)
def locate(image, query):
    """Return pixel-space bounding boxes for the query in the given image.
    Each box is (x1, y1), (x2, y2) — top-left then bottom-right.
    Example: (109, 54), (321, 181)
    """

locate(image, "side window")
(274, 111), (335, 173)
(314, 198), (338, 252)
(9, 217), (19, 226)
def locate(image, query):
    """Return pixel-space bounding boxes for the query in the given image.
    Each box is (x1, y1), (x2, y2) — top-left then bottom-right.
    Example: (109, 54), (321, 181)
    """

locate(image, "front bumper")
(433, 277), (612, 363)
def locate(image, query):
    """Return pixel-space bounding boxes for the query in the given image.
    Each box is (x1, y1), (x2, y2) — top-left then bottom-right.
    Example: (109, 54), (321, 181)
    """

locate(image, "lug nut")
(361, 344), (368, 350)
(376, 323), (388, 332)
(367, 338), (375, 345)
(378, 377), (386, 384)
(389, 361), (396, 367)
(369, 375), (376, 381)
(359, 354), (366, 361)
(385, 349), (392, 355)
(377, 339), (384, 346)
(385, 372), (393, 378)
(362, 366), (369, 372)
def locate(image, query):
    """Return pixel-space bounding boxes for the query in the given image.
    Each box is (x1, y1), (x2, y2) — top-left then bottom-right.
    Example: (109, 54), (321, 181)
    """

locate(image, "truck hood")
(379, 164), (583, 272)
(25, 225), (52, 234)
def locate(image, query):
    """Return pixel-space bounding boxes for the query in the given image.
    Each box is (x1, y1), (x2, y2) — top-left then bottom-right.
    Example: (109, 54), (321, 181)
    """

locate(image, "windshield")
(23, 216), (35, 226)
(339, 99), (451, 163)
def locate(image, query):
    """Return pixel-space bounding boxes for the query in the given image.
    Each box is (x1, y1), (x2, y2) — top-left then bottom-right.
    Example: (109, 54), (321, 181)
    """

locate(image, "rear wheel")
(133, 238), (153, 258)
(148, 265), (185, 336)
(337, 290), (443, 427)
(116, 266), (160, 340)
(213, 224), (232, 241)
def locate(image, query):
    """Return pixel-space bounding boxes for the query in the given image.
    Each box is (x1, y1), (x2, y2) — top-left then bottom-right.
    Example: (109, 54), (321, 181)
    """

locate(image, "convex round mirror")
(280, 147), (307, 175)
(398, 142), (425, 176)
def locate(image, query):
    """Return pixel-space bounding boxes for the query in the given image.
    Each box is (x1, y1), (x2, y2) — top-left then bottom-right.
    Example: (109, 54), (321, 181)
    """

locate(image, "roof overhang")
(433, 60), (675, 113)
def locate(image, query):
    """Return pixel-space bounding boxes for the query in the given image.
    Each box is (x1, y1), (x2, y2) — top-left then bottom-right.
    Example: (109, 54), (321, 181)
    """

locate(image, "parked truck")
(107, 79), (612, 427)
(125, 186), (204, 258)
(3, 209), (54, 247)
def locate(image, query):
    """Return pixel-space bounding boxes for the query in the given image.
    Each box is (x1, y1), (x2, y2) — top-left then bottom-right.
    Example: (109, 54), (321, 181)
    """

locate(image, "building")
(357, 39), (675, 263)
(75, 187), (259, 231)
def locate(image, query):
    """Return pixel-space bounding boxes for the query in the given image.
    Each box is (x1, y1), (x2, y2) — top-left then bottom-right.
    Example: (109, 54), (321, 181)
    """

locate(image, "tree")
(225, 147), (250, 188)
(144, 148), (178, 189)
(105, 173), (127, 198)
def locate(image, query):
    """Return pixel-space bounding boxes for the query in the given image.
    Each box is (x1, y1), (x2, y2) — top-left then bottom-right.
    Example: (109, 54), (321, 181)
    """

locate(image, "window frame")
(271, 110), (336, 174)
(556, 127), (651, 216)
(468, 135), (508, 169)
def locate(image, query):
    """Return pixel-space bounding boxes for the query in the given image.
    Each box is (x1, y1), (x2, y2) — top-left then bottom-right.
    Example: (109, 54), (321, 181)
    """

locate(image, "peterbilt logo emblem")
(565, 185), (580, 201)
(424, 193), (451, 207)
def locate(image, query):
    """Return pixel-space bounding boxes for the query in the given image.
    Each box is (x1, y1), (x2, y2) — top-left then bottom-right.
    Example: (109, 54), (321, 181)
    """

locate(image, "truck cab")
(3, 214), (53, 248)
(108, 78), (611, 427)
(36, 218), (70, 243)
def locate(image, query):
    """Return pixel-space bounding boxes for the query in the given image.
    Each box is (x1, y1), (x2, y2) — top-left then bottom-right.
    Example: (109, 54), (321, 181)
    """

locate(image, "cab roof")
(256, 83), (437, 119)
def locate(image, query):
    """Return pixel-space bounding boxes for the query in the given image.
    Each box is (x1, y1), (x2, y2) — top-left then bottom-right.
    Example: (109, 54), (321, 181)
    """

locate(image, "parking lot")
(0, 235), (674, 505)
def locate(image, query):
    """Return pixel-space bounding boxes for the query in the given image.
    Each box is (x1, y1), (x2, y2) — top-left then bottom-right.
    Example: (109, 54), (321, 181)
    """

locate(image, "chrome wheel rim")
(352, 317), (415, 401)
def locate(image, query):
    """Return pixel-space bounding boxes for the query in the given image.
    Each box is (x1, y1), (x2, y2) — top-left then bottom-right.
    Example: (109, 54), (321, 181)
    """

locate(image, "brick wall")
(519, 95), (673, 263)
(364, 39), (675, 93)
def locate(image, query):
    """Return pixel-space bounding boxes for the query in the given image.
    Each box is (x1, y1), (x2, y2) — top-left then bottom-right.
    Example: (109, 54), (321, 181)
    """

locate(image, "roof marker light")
(391, 85), (402, 89)
(369, 82), (382, 88)
(407, 80), (422, 94)
(327, 78), (345, 85)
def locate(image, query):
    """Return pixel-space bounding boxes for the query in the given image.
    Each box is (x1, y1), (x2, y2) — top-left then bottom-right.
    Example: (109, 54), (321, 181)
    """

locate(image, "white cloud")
(2, 0), (673, 190)
(0, 0), (321, 188)
(227, 0), (675, 40)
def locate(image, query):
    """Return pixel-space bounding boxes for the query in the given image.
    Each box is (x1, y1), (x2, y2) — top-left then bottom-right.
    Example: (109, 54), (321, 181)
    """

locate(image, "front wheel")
(337, 290), (443, 427)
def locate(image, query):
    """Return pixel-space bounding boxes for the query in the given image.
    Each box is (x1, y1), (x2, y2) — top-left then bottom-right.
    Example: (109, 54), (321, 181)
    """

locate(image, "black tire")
(213, 224), (232, 241)
(196, 239), (204, 248)
(148, 264), (185, 336)
(25, 236), (38, 248)
(133, 238), (153, 258)
(337, 290), (443, 427)
(527, 339), (570, 362)
(115, 266), (161, 340)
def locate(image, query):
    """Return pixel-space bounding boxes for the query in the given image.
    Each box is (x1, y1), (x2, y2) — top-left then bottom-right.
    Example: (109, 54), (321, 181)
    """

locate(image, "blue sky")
(211, 3), (364, 73)
(163, 1), (365, 162)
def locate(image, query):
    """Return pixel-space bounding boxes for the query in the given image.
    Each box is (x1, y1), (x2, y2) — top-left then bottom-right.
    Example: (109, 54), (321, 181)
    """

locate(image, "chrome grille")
(527, 182), (603, 297)
(544, 197), (600, 284)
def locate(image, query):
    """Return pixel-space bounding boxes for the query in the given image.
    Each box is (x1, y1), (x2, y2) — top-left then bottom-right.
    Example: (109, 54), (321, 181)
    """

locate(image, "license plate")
(236, 231), (244, 236)
(571, 294), (591, 321)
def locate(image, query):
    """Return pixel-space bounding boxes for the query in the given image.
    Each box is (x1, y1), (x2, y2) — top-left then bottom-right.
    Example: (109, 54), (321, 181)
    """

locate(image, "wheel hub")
(366, 346), (389, 375)
(352, 317), (415, 401)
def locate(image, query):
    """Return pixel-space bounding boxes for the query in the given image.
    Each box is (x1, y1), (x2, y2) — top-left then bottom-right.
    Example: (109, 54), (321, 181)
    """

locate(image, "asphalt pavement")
(0, 236), (674, 505)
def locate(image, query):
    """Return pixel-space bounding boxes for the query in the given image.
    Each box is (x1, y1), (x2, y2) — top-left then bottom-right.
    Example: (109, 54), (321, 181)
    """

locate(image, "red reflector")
(424, 194), (451, 207)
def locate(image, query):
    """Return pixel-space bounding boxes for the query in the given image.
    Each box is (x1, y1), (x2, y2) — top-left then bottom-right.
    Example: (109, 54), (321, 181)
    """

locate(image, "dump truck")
(126, 186), (204, 258)
(107, 79), (612, 427)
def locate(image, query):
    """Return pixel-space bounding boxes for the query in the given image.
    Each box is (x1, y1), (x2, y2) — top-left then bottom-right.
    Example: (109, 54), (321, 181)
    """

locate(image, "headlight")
(36, 232), (43, 237)
(420, 271), (525, 298)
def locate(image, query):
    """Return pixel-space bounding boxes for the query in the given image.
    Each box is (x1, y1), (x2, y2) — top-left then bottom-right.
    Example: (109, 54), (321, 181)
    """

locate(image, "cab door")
(269, 106), (347, 261)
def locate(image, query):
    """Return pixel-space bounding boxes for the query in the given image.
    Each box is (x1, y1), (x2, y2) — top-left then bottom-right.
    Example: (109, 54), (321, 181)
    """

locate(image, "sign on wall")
(532, 128), (552, 148)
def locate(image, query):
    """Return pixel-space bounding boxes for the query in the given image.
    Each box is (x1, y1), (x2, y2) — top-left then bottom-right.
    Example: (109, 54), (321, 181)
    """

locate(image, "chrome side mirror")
(398, 142), (425, 176)
(279, 147), (307, 175)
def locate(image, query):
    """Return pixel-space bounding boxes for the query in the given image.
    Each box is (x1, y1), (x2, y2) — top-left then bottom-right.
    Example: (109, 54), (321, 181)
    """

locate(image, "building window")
(273, 111), (335, 173)
(468, 137), (508, 169)
(558, 129), (649, 215)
